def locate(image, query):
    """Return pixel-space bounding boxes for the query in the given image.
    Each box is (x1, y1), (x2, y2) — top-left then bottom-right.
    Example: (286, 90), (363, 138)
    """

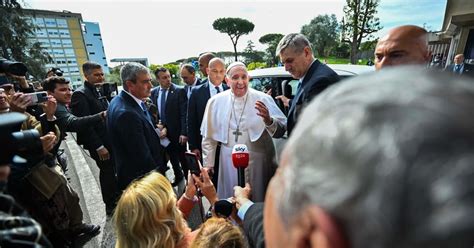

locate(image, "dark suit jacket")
(287, 60), (340, 135)
(243, 203), (265, 248)
(445, 63), (474, 77)
(187, 82), (229, 151)
(184, 78), (203, 98)
(107, 91), (165, 190)
(55, 103), (103, 140)
(70, 81), (109, 150)
(150, 84), (187, 148)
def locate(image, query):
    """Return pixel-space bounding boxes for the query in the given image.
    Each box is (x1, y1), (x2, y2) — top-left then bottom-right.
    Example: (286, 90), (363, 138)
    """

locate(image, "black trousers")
(86, 146), (120, 209)
(164, 142), (186, 181)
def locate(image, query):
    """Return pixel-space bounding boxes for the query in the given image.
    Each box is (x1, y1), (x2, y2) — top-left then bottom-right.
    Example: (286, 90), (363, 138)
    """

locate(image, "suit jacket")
(187, 82), (229, 151)
(150, 84), (187, 147)
(184, 78), (203, 99)
(243, 203), (265, 248)
(107, 90), (165, 190)
(287, 60), (340, 135)
(54, 102), (103, 152)
(445, 63), (474, 77)
(70, 81), (109, 150)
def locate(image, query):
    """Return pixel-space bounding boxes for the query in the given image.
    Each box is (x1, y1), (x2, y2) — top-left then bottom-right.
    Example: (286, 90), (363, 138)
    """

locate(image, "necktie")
(215, 86), (221, 93)
(188, 86), (192, 99)
(141, 101), (152, 123)
(296, 79), (303, 93)
(160, 88), (167, 123)
(455, 64), (461, 74)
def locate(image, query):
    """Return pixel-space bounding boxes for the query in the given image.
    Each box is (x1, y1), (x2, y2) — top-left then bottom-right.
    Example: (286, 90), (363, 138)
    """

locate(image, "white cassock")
(201, 88), (287, 202)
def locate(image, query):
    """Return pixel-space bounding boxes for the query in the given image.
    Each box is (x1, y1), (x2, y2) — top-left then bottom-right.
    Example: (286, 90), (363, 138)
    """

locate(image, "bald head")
(374, 25), (431, 70)
(198, 52), (216, 77)
(207, 58), (225, 86)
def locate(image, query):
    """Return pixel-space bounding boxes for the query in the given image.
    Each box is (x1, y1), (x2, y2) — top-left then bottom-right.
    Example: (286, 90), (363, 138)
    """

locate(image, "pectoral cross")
(233, 127), (242, 142)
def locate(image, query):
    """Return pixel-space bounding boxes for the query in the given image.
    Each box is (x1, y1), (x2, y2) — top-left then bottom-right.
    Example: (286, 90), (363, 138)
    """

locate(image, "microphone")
(232, 144), (249, 187)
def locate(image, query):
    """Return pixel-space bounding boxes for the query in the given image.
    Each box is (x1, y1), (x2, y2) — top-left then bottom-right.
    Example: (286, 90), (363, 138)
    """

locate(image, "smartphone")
(185, 152), (201, 176)
(26, 91), (48, 106)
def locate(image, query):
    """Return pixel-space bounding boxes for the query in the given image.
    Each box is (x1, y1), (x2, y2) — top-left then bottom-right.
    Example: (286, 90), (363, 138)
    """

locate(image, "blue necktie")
(140, 101), (152, 123)
(455, 64), (461, 74)
(160, 88), (167, 123)
(215, 86), (221, 93)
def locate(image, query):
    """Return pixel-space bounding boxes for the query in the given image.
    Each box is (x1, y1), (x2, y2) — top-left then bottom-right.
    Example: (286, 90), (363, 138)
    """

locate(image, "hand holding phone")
(185, 152), (201, 176)
(26, 91), (48, 106)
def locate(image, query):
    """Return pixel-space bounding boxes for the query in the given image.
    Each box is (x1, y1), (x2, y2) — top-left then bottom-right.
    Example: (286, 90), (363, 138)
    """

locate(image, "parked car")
(249, 64), (374, 114)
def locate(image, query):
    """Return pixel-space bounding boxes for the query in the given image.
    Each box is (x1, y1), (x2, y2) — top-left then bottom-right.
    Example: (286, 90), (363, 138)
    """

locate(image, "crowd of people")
(1, 24), (474, 247)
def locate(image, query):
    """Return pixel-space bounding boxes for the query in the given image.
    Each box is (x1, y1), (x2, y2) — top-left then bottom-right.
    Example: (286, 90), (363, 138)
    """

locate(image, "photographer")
(0, 88), (100, 246)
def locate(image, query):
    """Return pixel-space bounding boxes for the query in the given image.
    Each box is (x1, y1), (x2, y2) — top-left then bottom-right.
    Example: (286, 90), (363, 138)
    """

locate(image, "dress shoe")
(70, 223), (101, 238)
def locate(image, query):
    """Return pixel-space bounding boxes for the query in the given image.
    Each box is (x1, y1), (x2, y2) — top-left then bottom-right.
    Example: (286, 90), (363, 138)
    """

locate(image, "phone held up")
(26, 91), (48, 106)
(185, 152), (201, 176)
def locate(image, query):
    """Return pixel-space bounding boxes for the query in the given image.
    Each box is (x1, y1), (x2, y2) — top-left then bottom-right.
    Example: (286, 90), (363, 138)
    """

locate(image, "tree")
(242, 40), (264, 64)
(213, 17), (255, 61)
(341, 0), (382, 64)
(0, 0), (51, 79)
(301, 14), (339, 57)
(259, 33), (283, 66)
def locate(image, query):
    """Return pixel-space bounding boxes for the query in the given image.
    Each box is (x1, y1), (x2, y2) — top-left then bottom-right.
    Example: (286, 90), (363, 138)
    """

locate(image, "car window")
(287, 79), (299, 96)
(250, 77), (272, 92)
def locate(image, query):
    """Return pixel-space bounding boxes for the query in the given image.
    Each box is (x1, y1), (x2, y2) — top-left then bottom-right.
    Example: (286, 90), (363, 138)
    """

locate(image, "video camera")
(0, 113), (43, 166)
(0, 58), (28, 77)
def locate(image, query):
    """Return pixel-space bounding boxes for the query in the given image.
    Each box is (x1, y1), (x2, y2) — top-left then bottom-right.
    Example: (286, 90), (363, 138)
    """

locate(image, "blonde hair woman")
(190, 217), (246, 248)
(113, 168), (218, 248)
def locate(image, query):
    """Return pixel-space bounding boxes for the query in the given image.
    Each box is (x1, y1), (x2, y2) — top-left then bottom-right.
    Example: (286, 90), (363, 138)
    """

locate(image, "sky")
(25, 0), (447, 65)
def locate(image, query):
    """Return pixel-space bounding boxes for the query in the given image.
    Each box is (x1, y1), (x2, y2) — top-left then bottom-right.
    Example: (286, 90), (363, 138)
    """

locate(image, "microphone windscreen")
(232, 144), (249, 168)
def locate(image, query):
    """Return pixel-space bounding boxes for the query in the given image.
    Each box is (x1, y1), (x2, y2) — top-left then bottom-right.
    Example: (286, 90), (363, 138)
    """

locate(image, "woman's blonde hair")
(190, 217), (246, 248)
(113, 172), (188, 248)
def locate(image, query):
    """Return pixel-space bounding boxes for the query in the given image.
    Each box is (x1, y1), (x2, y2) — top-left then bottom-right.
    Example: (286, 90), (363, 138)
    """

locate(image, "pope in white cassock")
(201, 62), (287, 202)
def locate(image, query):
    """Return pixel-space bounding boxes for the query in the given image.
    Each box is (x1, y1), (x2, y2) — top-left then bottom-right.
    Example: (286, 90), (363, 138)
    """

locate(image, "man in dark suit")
(275, 33), (340, 136)
(445, 54), (474, 77)
(187, 58), (228, 160)
(180, 63), (202, 100)
(107, 62), (166, 191)
(151, 67), (187, 185)
(70, 62), (119, 214)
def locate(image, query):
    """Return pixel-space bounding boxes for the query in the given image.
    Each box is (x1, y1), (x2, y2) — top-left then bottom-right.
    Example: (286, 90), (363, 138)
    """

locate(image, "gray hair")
(82, 61), (102, 76)
(275, 33), (312, 56)
(277, 67), (474, 248)
(120, 62), (150, 91)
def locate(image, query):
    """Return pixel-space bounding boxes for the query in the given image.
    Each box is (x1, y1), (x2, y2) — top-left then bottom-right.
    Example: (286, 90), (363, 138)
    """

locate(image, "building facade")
(434, 0), (474, 66)
(24, 9), (88, 89)
(83, 22), (109, 74)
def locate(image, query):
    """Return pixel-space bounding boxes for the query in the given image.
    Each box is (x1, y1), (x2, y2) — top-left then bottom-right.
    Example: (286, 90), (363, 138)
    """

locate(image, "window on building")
(37, 39), (50, 47)
(62, 39), (72, 47)
(34, 17), (45, 27)
(59, 30), (70, 38)
(36, 28), (47, 38)
(93, 33), (101, 37)
(44, 18), (57, 27)
(47, 29), (60, 37)
(64, 49), (75, 57)
(53, 49), (65, 56)
(57, 19), (68, 28)
(86, 44), (93, 46)
(50, 39), (61, 47)
(89, 52), (95, 55)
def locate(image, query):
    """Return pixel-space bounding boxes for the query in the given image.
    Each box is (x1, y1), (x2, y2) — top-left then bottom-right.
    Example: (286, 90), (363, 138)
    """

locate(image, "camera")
(0, 58), (28, 77)
(0, 112), (43, 166)
(47, 67), (63, 77)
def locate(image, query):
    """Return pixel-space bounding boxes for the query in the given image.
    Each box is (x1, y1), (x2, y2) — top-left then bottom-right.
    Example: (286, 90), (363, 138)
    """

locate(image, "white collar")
(123, 90), (145, 108)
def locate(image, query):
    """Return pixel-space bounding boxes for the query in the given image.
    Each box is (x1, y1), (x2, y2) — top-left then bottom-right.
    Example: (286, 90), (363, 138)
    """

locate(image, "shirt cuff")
(41, 113), (57, 122)
(96, 145), (105, 151)
(237, 201), (254, 221)
(265, 117), (277, 136)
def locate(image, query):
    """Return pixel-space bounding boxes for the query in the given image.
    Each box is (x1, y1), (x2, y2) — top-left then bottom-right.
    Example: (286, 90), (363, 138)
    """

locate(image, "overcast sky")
(25, 0), (447, 65)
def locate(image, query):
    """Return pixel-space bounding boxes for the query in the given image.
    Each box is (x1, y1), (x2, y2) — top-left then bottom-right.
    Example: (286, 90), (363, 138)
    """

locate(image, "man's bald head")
(374, 25), (431, 70)
(207, 58), (225, 86)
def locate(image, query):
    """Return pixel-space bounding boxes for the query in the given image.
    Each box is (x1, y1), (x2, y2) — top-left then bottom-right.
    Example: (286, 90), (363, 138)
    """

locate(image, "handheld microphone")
(232, 144), (249, 187)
